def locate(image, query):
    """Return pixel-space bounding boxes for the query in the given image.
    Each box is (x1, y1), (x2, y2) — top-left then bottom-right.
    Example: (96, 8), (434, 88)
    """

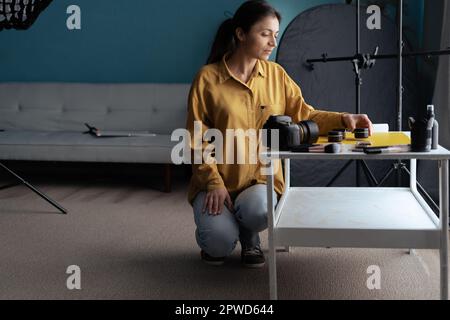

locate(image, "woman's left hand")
(342, 113), (374, 136)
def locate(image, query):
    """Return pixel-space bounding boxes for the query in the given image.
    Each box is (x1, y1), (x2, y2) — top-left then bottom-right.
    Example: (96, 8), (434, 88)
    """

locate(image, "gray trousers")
(192, 184), (278, 258)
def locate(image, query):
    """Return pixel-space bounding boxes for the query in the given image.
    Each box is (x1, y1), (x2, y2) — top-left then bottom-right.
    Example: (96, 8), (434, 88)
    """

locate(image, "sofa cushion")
(0, 130), (178, 163)
(0, 83), (190, 134)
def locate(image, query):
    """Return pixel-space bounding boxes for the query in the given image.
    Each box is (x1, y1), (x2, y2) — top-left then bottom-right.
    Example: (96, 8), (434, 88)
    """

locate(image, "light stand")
(0, 2), (66, 213)
(306, 0), (450, 210)
(0, 162), (67, 214)
(307, 0), (380, 187)
(0, 0), (53, 31)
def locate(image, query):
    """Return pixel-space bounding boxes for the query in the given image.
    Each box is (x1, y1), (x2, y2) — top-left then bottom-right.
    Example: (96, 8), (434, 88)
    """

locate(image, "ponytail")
(206, 1), (281, 65)
(206, 18), (236, 65)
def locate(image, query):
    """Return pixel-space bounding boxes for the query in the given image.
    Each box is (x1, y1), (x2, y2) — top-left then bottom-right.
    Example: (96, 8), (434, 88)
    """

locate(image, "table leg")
(410, 159), (417, 256)
(267, 160), (277, 300)
(283, 159), (290, 255)
(439, 159), (448, 300)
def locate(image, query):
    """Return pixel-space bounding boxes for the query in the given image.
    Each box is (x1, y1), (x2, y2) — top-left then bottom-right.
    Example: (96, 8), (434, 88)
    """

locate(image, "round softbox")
(276, 3), (419, 187)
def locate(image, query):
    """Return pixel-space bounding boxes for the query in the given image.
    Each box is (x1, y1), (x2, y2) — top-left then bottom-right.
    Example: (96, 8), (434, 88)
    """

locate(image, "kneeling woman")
(186, 0), (373, 268)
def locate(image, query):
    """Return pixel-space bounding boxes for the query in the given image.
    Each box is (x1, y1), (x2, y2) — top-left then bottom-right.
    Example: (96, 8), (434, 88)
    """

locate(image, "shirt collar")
(219, 53), (266, 84)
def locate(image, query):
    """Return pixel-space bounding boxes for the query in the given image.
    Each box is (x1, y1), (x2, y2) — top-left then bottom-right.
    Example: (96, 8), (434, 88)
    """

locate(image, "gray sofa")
(0, 83), (191, 192)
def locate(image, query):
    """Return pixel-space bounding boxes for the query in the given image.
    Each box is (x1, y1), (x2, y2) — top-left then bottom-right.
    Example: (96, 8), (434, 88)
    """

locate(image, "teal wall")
(0, 0), (423, 83)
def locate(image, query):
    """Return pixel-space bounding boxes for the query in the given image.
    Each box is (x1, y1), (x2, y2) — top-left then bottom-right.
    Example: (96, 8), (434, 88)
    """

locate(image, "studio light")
(0, 0), (53, 31)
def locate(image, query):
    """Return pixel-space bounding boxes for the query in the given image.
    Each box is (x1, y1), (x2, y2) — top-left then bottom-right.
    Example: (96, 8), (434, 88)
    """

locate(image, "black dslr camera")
(263, 115), (319, 151)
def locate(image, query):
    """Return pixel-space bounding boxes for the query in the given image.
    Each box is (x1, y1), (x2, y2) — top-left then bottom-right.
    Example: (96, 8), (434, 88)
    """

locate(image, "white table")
(262, 144), (450, 300)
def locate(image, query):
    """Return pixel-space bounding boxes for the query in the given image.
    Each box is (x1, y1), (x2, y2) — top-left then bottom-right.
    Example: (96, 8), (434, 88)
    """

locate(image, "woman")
(186, 0), (373, 268)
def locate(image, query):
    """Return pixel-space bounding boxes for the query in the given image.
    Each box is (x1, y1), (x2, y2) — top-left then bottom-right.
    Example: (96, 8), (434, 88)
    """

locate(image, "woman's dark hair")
(206, 0), (281, 64)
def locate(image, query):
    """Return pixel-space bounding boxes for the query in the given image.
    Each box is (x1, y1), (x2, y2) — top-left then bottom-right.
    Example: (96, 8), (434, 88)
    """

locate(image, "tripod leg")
(356, 161), (360, 187)
(378, 166), (395, 187)
(396, 160), (403, 186)
(357, 160), (370, 186)
(360, 160), (379, 186)
(21, 180), (67, 214)
(402, 166), (440, 213)
(0, 163), (67, 214)
(327, 160), (354, 187)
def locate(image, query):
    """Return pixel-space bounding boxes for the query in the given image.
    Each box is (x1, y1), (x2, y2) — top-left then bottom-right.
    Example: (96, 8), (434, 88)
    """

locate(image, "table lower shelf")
(274, 187), (442, 249)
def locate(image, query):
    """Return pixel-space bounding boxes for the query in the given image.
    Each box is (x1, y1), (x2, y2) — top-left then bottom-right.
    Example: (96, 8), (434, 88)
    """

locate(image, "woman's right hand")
(202, 188), (234, 215)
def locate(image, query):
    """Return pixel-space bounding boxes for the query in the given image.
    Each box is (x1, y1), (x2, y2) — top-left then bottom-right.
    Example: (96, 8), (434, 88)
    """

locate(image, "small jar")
(354, 128), (369, 139)
(332, 128), (346, 140)
(328, 131), (343, 143)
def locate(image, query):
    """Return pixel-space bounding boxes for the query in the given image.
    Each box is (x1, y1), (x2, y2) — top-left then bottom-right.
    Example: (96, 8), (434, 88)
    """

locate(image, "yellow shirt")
(186, 56), (345, 205)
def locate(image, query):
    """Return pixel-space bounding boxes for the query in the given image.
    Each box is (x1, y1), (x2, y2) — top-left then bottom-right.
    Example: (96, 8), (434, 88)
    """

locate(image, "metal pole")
(356, 0), (360, 114)
(356, 0), (360, 55)
(439, 160), (449, 300)
(356, 0), (361, 186)
(396, 0), (403, 187)
(0, 162), (67, 214)
(306, 49), (450, 64)
(397, 0), (403, 132)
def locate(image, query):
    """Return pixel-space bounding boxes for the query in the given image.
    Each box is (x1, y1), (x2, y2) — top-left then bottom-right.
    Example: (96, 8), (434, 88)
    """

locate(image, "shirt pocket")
(258, 102), (284, 127)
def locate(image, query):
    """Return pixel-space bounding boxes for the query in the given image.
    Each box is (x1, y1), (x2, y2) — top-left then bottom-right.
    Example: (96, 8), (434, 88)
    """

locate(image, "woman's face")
(236, 15), (280, 60)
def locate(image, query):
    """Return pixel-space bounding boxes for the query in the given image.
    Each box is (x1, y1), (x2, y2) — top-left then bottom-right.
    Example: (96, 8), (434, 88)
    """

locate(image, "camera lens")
(298, 120), (319, 144)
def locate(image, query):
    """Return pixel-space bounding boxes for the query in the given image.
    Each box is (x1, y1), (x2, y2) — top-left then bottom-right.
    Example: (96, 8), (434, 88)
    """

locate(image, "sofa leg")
(164, 164), (171, 193)
(184, 164), (192, 179)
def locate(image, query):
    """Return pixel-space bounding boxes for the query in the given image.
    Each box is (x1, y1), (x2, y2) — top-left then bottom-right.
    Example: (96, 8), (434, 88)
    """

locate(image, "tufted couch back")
(0, 83), (191, 134)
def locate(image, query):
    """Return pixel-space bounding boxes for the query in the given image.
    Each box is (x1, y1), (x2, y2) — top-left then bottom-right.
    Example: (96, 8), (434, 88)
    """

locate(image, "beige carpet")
(0, 174), (447, 300)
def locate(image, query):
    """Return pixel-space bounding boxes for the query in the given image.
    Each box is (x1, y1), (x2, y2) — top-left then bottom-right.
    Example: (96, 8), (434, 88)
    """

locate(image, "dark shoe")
(201, 250), (225, 266)
(241, 246), (265, 268)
